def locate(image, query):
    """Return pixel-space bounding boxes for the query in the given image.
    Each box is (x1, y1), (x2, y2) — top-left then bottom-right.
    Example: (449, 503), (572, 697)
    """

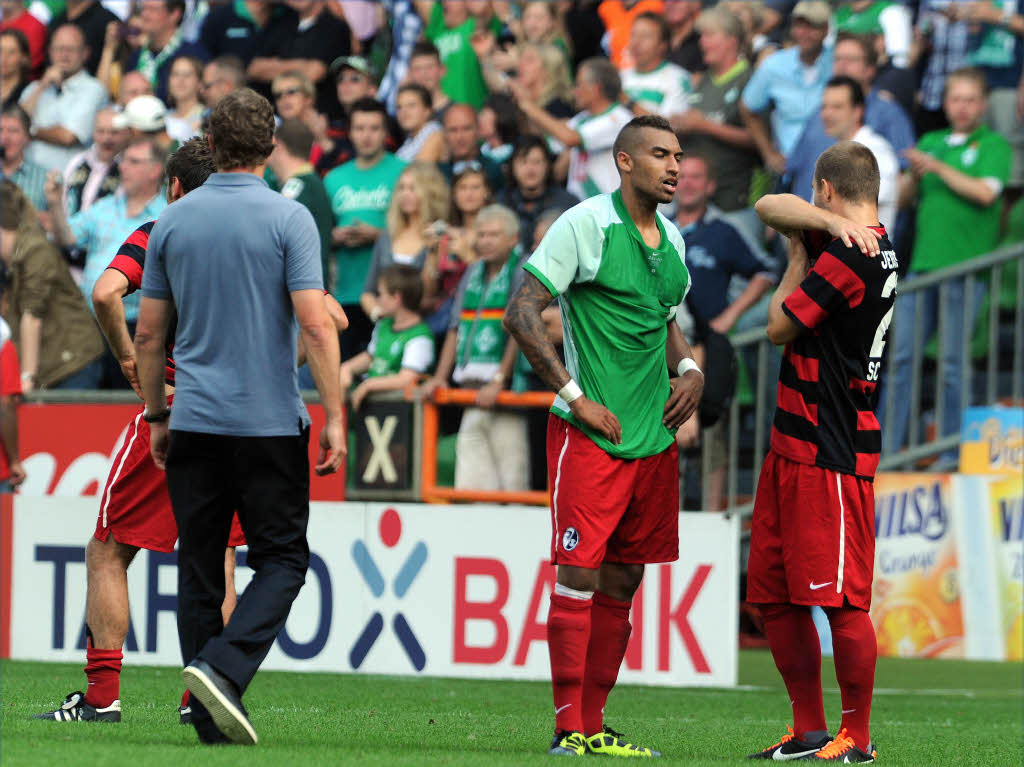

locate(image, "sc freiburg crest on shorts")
(562, 527), (579, 551)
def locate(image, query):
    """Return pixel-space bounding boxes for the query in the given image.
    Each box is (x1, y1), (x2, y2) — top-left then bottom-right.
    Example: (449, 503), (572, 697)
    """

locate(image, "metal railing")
(714, 243), (1024, 515)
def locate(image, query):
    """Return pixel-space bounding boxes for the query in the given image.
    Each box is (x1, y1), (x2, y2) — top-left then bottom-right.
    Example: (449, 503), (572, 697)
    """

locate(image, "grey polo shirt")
(142, 173), (323, 436)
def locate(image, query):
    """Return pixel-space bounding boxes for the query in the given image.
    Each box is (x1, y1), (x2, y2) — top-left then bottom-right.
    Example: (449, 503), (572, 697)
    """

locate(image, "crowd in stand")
(0, 0), (1021, 499)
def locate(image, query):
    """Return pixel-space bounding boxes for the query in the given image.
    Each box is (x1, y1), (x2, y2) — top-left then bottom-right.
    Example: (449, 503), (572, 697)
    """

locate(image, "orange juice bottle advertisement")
(989, 476), (1024, 662)
(870, 474), (963, 658)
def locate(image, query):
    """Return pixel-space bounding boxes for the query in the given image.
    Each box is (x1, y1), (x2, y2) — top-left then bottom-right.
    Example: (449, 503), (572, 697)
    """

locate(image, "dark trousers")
(166, 427), (311, 731)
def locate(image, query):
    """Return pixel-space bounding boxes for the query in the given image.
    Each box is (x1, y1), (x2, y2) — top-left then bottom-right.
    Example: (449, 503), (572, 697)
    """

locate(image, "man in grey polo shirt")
(135, 88), (344, 746)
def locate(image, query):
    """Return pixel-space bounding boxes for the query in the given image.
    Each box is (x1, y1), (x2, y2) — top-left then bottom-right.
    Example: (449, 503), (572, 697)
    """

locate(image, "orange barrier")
(420, 388), (555, 506)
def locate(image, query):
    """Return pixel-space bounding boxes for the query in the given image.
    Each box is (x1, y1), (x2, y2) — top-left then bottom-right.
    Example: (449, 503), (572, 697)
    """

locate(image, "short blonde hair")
(271, 69), (314, 98)
(386, 162), (450, 235)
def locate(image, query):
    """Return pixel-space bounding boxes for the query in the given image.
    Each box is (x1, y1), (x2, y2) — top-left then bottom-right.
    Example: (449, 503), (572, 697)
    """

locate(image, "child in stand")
(340, 264), (435, 410)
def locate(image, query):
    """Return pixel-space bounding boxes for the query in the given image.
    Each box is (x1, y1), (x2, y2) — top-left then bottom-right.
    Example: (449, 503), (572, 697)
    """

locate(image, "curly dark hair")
(207, 88), (275, 171)
(166, 136), (216, 193)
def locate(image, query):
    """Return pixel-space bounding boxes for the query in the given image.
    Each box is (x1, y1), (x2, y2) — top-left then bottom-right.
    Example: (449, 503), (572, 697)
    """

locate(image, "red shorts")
(94, 406), (245, 552)
(546, 415), (679, 569)
(747, 450), (875, 610)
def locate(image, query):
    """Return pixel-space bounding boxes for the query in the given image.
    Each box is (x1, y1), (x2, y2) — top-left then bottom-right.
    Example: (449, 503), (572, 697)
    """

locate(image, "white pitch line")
(734, 685), (1022, 698)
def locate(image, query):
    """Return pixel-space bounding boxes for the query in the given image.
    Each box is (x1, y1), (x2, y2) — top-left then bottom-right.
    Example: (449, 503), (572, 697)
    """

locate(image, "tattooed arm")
(504, 273), (622, 444)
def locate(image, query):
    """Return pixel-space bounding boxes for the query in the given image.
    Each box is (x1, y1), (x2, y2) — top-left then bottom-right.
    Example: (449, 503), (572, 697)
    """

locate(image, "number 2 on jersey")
(867, 272), (898, 382)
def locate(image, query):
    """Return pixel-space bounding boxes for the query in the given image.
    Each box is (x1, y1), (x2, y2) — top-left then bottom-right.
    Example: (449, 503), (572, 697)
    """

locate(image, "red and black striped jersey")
(772, 227), (899, 480)
(106, 221), (176, 386)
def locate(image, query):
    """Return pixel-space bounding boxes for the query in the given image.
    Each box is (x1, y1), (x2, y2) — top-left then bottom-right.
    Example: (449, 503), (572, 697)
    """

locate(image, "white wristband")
(677, 358), (702, 377)
(558, 379), (583, 403)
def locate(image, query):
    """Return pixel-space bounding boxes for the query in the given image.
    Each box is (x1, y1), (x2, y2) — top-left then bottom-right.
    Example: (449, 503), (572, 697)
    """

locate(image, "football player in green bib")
(505, 115), (705, 758)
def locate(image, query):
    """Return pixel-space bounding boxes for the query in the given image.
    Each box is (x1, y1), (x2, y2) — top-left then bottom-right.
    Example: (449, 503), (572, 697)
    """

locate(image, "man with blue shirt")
(741, 0), (833, 173)
(134, 88), (345, 746)
(46, 136), (167, 387)
(784, 33), (915, 221)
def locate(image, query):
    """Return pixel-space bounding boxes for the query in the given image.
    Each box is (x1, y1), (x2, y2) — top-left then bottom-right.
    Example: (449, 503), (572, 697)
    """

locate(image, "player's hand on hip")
(149, 422), (169, 471)
(664, 370), (704, 429)
(569, 397), (622, 445)
(826, 213), (883, 256)
(315, 418), (347, 475)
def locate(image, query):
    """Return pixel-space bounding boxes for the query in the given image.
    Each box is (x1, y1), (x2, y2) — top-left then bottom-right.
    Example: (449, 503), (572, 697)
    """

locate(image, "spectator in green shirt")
(340, 263), (435, 411)
(882, 67), (1011, 459)
(323, 98), (406, 360)
(268, 118), (334, 285)
(416, 0), (502, 109)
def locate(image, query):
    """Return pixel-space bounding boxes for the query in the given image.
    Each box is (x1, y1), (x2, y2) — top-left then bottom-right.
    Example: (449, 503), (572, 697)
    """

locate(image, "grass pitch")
(1, 651), (1020, 765)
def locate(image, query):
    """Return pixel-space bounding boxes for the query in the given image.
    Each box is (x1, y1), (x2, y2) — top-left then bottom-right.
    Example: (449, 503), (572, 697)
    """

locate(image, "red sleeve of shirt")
(106, 222), (153, 294)
(1, 341), (22, 397)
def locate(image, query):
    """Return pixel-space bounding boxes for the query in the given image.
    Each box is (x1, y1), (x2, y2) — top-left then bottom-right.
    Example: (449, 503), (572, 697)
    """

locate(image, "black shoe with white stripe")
(179, 704), (192, 725)
(33, 691), (121, 722)
(182, 660), (257, 745)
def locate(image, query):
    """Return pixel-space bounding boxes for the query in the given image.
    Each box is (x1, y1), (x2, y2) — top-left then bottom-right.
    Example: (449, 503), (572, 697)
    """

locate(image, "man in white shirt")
(19, 24), (108, 173)
(620, 11), (692, 121)
(820, 76), (899, 230)
(510, 57), (633, 199)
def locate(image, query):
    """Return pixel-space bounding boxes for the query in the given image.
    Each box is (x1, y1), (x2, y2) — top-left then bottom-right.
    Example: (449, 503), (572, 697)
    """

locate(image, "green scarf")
(455, 254), (519, 369)
(137, 28), (183, 88)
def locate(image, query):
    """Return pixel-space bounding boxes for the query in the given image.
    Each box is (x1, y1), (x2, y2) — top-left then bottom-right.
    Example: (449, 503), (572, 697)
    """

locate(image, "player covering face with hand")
(746, 141), (896, 763)
(504, 115), (704, 758)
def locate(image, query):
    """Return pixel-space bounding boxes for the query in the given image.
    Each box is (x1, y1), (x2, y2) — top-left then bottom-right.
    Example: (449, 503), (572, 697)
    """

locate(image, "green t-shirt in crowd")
(524, 190), (690, 459)
(367, 317), (435, 377)
(323, 153), (407, 305)
(425, 3), (502, 110)
(281, 169), (334, 288)
(911, 125), (1011, 272)
(834, 1), (893, 35)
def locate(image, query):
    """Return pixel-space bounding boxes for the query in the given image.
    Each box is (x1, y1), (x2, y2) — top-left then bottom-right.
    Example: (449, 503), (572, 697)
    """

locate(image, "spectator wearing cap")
(246, 0), (353, 122)
(0, 0), (46, 78)
(741, 0), (833, 173)
(497, 134), (579, 248)
(675, 7), (759, 213)
(199, 55), (245, 109)
(511, 57), (633, 200)
(323, 98), (406, 360)
(621, 11), (693, 121)
(665, 0), (707, 78)
(199, 0), (296, 65)
(268, 118), (334, 287)
(405, 42), (452, 123)
(19, 24), (108, 173)
(0, 179), (105, 392)
(127, 0), (209, 104)
(45, 136), (167, 370)
(784, 33), (914, 231)
(1, 104), (48, 213)
(315, 55), (400, 174)
(436, 103), (505, 192)
(50, 0), (120, 76)
(62, 106), (128, 220)
(114, 94), (175, 152)
(417, 0), (500, 110)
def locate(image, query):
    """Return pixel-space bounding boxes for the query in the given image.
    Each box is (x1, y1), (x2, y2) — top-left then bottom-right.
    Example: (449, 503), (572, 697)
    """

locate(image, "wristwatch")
(142, 409), (170, 423)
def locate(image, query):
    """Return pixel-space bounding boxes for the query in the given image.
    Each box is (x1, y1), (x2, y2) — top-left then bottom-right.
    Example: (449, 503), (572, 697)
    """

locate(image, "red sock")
(547, 592), (592, 733)
(760, 603), (826, 739)
(84, 640), (123, 708)
(581, 591), (632, 736)
(181, 689), (190, 707)
(827, 606), (876, 750)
